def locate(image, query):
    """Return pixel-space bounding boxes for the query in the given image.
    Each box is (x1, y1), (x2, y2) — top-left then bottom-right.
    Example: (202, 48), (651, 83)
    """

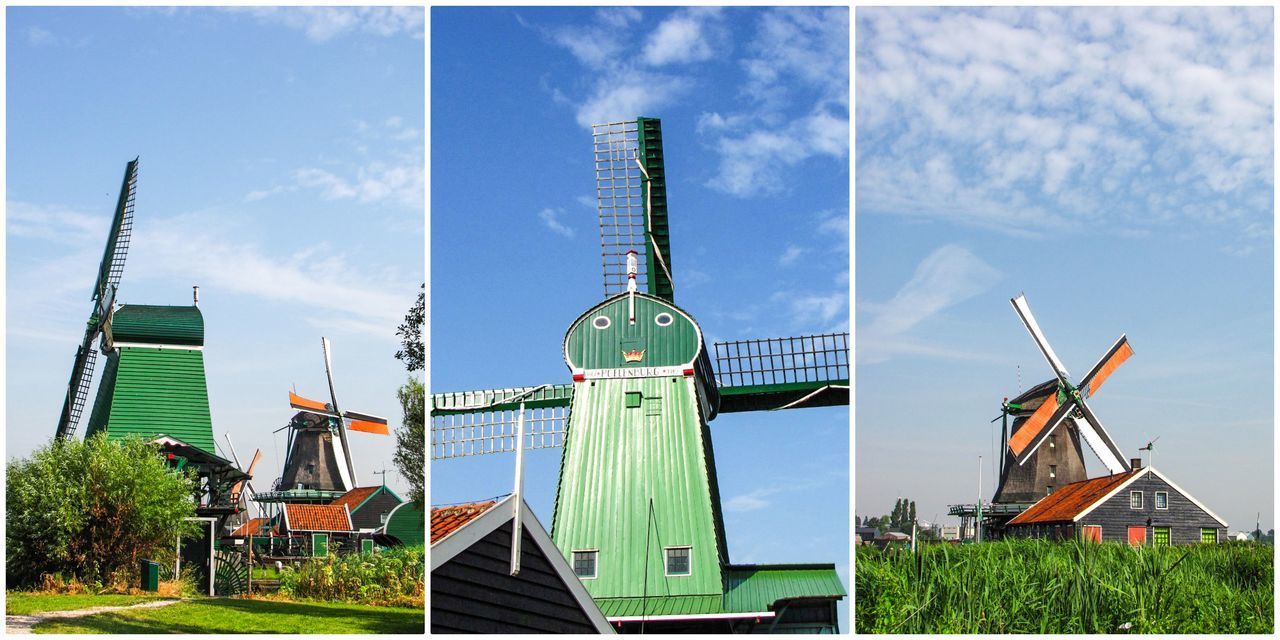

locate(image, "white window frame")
(1130, 491), (1143, 509)
(664, 545), (692, 577)
(572, 549), (598, 580)
(1155, 491), (1169, 510)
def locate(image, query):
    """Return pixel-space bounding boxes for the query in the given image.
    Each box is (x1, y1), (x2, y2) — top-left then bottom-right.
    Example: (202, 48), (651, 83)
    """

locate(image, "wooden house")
(331, 485), (403, 532)
(431, 496), (613, 634)
(1006, 460), (1227, 544)
(281, 503), (354, 556)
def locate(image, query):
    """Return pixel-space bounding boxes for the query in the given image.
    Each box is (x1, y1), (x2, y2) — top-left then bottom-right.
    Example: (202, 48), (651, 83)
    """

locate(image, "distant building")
(331, 485), (403, 532)
(855, 526), (879, 544)
(939, 525), (960, 541)
(1229, 531), (1251, 542)
(1006, 461), (1226, 545)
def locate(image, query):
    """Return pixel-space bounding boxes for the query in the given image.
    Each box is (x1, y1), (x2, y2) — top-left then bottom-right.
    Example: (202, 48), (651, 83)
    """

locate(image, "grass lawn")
(7, 593), (174, 616)
(32, 598), (423, 634)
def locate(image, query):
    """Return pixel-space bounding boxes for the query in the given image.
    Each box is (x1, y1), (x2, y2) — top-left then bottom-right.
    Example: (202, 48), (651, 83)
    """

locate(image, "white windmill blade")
(1010, 294), (1071, 381)
(1072, 399), (1131, 474)
(321, 336), (358, 489)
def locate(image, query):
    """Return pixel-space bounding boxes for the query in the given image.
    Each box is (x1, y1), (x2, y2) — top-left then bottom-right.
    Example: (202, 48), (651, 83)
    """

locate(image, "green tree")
(909, 501), (917, 529)
(394, 285), (424, 373)
(7, 434), (197, 587)
(394, 378), (425, 505)
(392, 287), (425, 506)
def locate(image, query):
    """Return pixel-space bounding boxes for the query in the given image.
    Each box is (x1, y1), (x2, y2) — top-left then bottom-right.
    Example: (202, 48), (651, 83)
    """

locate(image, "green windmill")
(433, 118), (848, 633)
(55, 159), (248, 532)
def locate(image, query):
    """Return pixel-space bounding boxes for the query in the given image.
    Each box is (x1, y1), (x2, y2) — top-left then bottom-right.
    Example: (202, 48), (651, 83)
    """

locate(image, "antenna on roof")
(374, 468), (389, 487)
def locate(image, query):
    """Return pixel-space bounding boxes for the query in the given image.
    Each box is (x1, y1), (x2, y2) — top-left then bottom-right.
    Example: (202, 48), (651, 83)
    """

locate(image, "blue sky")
(7, 7), (424, 501)
(857, 7), (1273, 534)
(430, 6), (849, 623)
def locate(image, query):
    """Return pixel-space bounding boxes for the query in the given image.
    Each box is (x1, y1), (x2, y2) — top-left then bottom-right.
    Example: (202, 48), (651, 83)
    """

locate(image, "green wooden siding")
(564, 295), (701, 370)
(637, 117), (675, 302)
(552, 375), (725, 599)
(385, 501), (425, 547)
(110, 305), (204, 346)
(83, 346), (215, 453)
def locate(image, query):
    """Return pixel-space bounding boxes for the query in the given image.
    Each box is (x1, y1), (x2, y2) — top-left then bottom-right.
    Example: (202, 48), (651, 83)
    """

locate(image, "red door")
(1128, 526), (1146, 545)
(1082, 525), (1102, 543)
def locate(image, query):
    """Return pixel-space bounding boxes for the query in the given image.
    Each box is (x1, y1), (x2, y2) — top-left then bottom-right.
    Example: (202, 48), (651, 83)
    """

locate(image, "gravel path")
(6, 599), (181, 634)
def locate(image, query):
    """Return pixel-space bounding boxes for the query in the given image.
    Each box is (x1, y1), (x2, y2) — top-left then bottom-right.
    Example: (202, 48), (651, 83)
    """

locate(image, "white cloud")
(7, 202), (107, 244)
(576, 75), (690, 128)
(538, 208), (575, 237)
(725, 488), (776, 512)
(292, 161), (422, 209)
(857, 7), (1273, 244)
(224, 7), (423, 42)
(642, 9), (722, 66)
(26, 26), (56, 46)
(778, 244), (807, 266)
(859, 244), (1002, 364)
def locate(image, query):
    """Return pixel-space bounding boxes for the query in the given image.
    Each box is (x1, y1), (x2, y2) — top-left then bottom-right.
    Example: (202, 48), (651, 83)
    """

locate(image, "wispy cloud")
(221, 7), (423, 42)
(246, 119), (423, 210)
(859, 244), (1002, 364)
(702, 8), (849, 197)
(857, 7), (1272, 245)
(538, 207), (575, 237)
(7, 203), (414, 343)
(778, 244), (807, 266)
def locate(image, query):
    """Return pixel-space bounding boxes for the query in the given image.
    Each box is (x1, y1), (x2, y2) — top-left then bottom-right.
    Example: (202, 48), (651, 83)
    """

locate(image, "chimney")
(193, 285), (200, 306)
(1131, 457), (1142, 470)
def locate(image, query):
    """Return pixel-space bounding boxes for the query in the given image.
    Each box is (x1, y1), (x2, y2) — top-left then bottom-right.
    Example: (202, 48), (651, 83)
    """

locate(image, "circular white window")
(655, 312), (674, 327)
(592, 316), (611, 330)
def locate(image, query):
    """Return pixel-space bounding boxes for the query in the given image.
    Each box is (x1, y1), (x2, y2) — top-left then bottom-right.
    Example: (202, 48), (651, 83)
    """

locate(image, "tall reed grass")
(855, 539), (1271, 633)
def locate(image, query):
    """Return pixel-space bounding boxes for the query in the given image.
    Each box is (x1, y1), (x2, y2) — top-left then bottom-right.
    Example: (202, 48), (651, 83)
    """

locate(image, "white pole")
(510, 401), (527, 575)
(977, 455), (983, 543)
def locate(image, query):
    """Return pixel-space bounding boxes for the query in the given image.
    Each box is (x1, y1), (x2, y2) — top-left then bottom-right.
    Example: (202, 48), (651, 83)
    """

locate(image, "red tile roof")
(331, 486), (381, 513)
(1008, 470), (1143, 525)
(431, 501), (497, 544)
(284, 503), (353, 532)
(230, 517), (273, 537)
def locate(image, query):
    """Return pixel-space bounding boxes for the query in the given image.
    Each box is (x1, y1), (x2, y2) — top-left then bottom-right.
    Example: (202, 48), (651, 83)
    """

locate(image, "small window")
(592, 316), (611, 330)
(573, 550), (597, 579)
(380, 512), (389, 524)
(655, 312), (674, 327)
(665, 547), (691, 576)
(1049, 434), (1056, 448)
(625, 392), (643, 409)
(1155, 492), (1168, 510)
(1049, 465), (1056, 478)
(1046, 485), (1053, 496)
(1201, 528), (1218, 544)
(1130, 491), (1143, 509)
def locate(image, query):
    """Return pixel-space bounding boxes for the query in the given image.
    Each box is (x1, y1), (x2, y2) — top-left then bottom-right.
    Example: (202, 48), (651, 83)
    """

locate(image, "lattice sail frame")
(594, 120), (650, 297)
(712, 333), (850, 388)
(432, 407), (568, 460)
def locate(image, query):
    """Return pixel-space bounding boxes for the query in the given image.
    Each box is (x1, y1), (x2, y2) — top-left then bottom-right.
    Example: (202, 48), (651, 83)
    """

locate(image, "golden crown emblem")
(622, 349), (646, 363)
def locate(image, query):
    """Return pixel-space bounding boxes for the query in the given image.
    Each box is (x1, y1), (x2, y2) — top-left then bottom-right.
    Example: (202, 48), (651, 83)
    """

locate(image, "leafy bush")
(278, 545), (424, 606)
(7, 435), (199, 588)
(856, 538), (1273, 634)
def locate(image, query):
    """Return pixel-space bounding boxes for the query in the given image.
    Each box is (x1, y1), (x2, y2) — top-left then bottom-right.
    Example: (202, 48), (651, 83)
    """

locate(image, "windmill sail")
(594, 118), (674, 301)
(56, 158), (139, 440)
(1007, 294), (1131, 474)
(713, 332), (850, 412)
(431, 385), (572, 460)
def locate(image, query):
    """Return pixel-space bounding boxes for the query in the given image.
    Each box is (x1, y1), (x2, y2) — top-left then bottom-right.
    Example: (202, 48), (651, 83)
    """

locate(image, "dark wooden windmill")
(993, 294), (1134, 503)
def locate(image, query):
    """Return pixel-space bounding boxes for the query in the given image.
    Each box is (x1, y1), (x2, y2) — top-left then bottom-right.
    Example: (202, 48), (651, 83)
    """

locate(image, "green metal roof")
(596, 595), (725, 618)
(84, 346), (215, 453)
(723, 565), (846, 612)
(110, 304), (204, 346)
(385, 500), (425, 546)
(592, 565), (845, 618)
